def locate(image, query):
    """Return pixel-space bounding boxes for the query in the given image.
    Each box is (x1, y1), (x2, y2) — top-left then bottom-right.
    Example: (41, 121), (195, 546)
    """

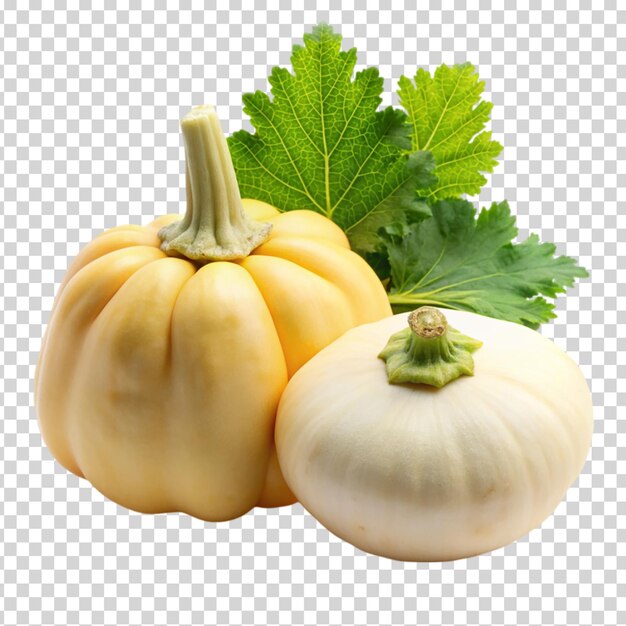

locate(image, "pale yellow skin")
(35, 199), (392, 522)
(276, 310), (594, 561)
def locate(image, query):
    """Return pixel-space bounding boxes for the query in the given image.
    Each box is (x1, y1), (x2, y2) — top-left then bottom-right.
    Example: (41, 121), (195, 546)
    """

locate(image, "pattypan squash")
(35, 105), (391, 521)
(276, 306), (593, 561)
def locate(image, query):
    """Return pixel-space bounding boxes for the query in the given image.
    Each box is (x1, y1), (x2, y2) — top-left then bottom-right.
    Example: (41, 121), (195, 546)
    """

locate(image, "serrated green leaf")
(398, 63), (503, 200)
(227, 24), (435, 253)
(386, 199), (588, 327)
(347, 150), (434, 253)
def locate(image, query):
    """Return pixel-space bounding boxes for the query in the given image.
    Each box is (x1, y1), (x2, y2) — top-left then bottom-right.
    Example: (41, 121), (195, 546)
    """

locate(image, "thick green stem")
(159, 105), (272, 261)
(378, 306), (482, 388)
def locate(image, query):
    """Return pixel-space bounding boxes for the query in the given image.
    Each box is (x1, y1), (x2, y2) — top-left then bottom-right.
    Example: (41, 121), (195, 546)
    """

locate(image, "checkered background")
(1, 1), (623, 625)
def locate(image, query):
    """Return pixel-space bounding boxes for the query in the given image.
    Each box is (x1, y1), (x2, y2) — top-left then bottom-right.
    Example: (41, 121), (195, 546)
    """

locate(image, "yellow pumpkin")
(35, 105), (391, 521)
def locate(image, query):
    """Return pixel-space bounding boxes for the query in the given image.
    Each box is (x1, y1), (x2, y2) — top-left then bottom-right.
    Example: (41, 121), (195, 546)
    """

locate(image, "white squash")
(275, 307), (593, 561)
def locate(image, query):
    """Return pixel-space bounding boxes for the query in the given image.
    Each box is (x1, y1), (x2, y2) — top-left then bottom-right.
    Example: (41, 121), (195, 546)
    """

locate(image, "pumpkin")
(275, 306), (593, 561)
(35, 105), (391, 522)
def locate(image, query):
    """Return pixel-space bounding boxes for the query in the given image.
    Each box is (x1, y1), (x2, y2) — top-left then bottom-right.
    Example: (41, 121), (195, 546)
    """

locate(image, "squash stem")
(158, 105), (272, 261)
(378, 306), (483, 388)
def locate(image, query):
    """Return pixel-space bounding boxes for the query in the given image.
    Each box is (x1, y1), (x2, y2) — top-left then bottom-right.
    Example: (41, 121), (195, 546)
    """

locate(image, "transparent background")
(1, 1), (624, 625)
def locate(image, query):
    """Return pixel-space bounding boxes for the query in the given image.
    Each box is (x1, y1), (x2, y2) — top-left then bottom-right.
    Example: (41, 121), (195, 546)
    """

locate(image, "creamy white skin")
(275, 310), (593, 562)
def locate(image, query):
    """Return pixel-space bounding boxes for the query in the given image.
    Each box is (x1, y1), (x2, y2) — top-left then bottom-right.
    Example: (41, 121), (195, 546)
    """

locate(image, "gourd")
(276, 307), (593, 561)
(35, 105), (391, 522)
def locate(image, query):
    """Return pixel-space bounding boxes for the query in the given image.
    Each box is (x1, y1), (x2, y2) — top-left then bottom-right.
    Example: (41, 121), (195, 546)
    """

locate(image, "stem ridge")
(159, 105), (272, 262)
(379, 306), (482, 388)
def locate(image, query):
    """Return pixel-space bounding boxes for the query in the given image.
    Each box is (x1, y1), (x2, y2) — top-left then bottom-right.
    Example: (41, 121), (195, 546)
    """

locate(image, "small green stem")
(378, 306), (482, 388)
(159, 105), (272, 262)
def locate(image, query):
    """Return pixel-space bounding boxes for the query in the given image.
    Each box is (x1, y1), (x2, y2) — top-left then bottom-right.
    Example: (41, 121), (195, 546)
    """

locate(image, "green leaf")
(398, 63), (503, 200)
(227, 23), (435, 253)
(385, 199), (588, 327)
